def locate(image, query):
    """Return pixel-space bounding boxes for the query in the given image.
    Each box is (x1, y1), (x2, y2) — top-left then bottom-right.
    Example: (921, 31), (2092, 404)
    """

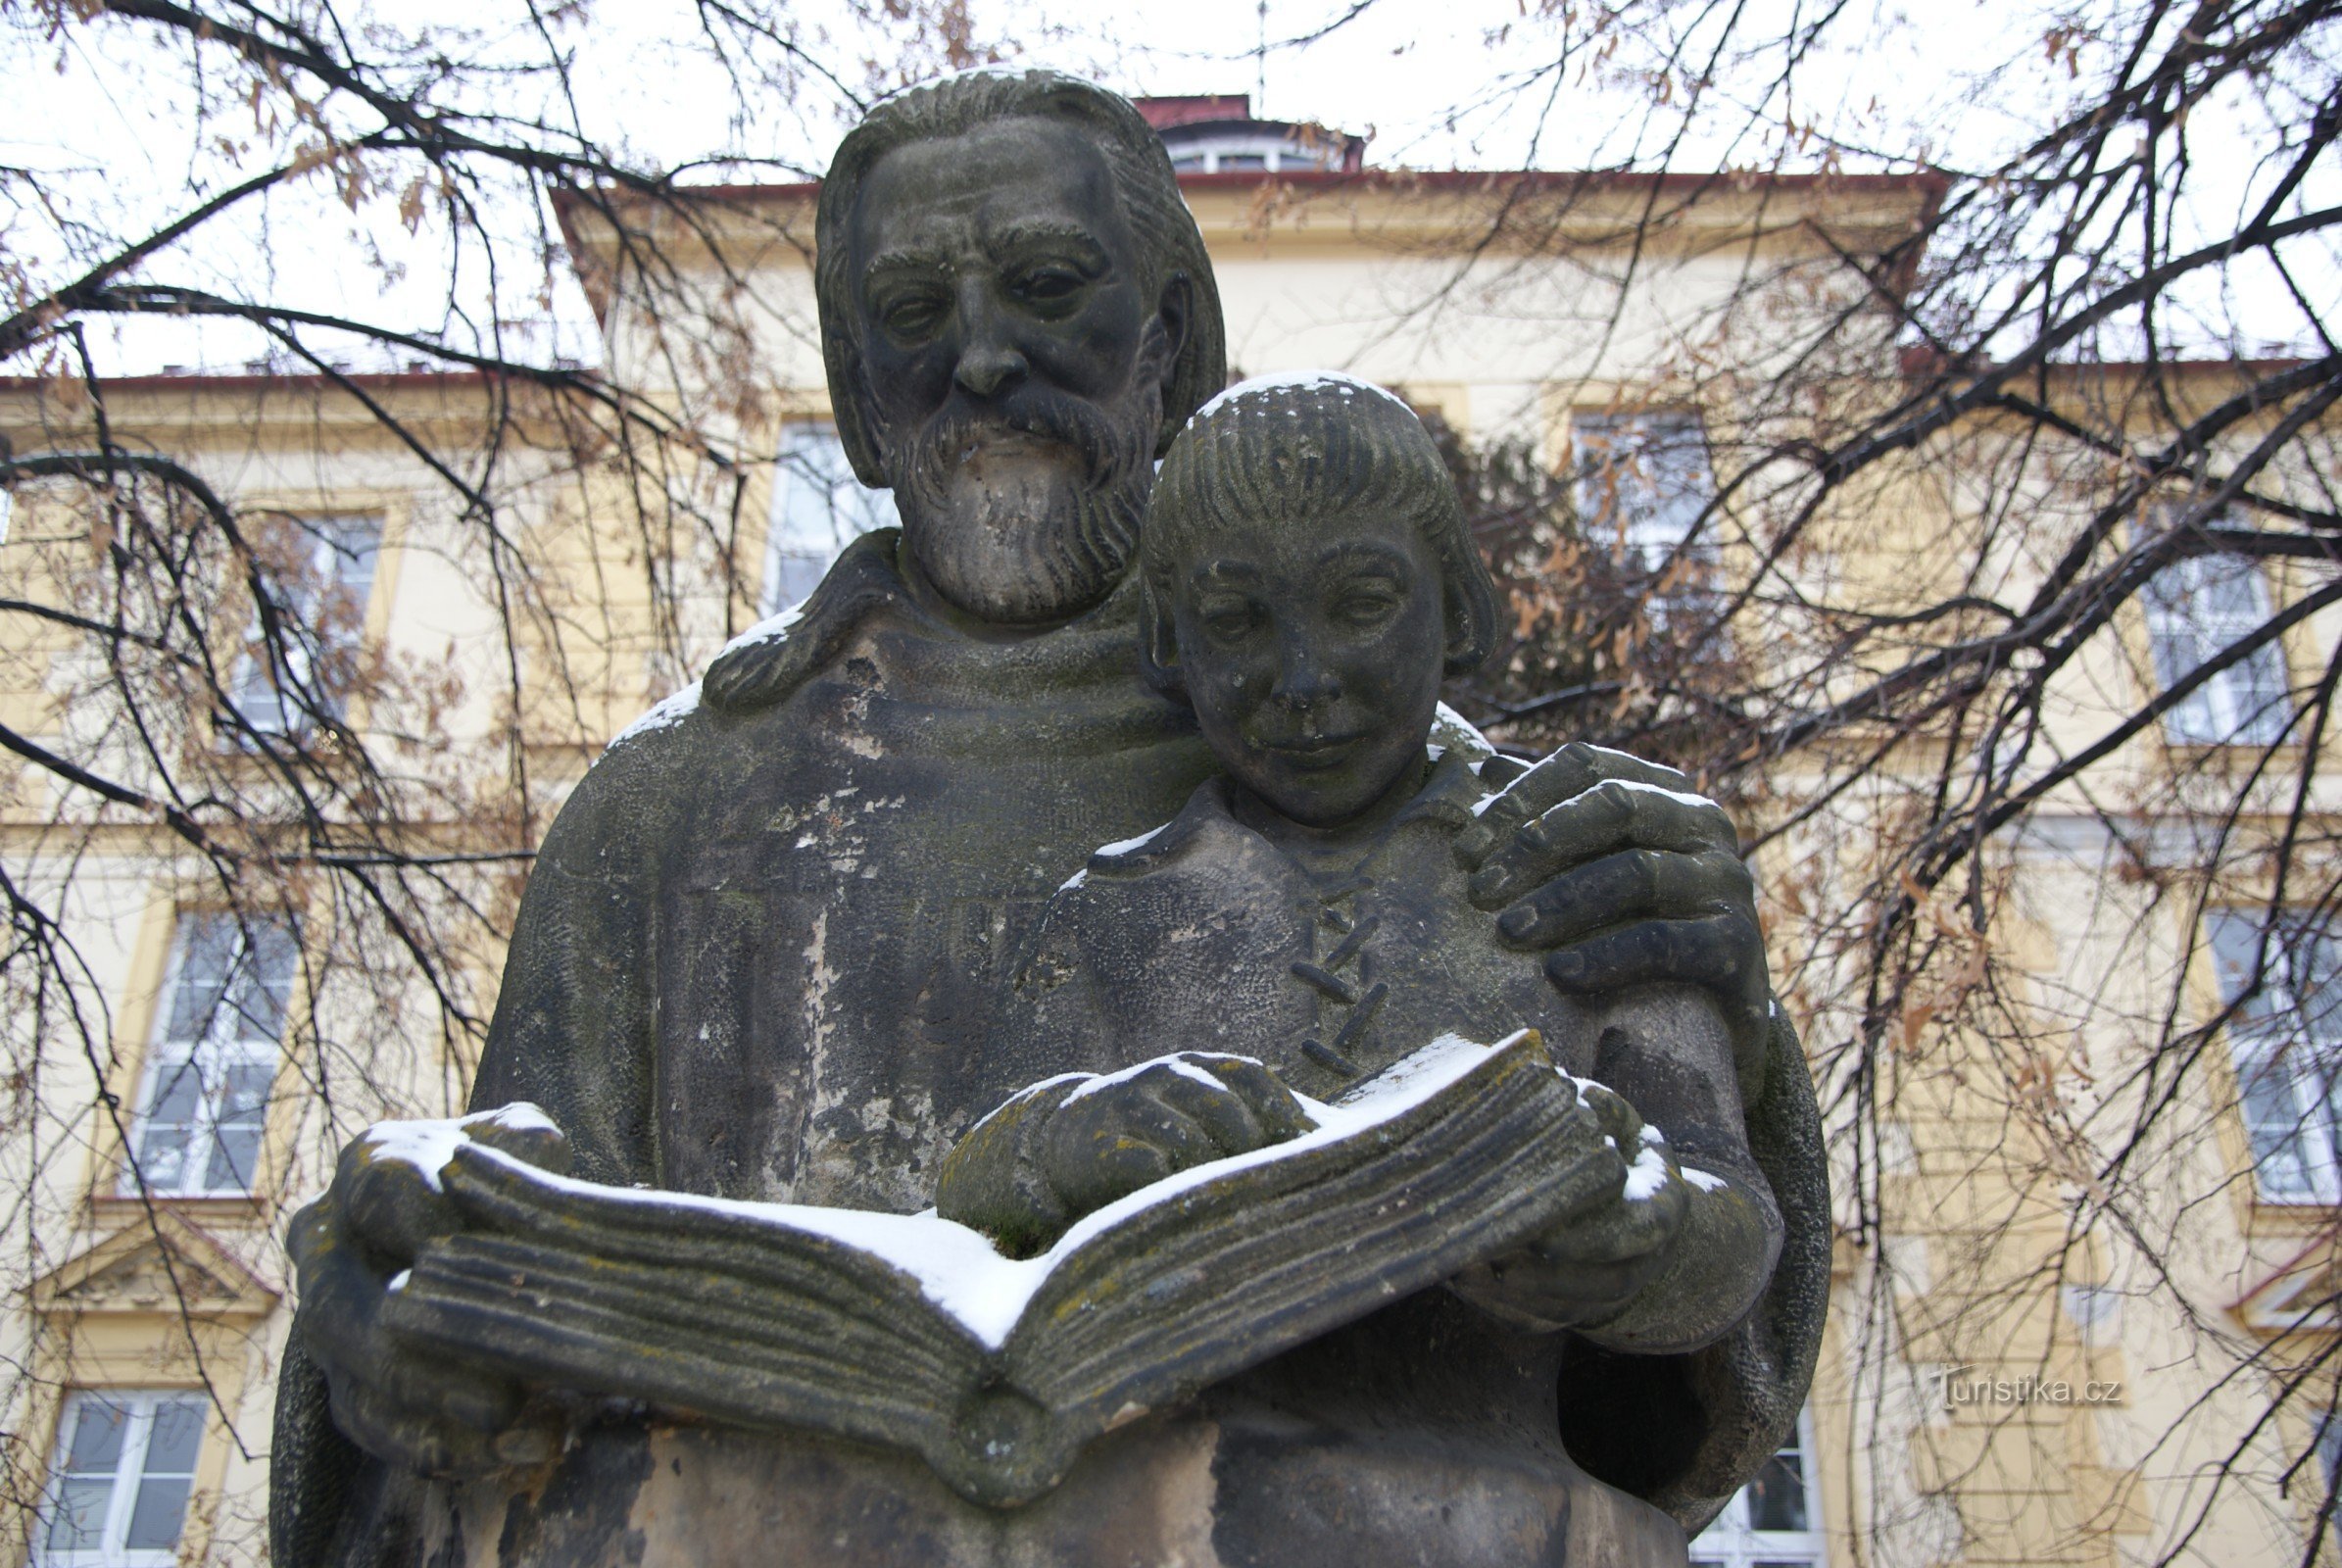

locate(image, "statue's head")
(817, 70), (1228, 625)
(1139, 374), (1496, 828)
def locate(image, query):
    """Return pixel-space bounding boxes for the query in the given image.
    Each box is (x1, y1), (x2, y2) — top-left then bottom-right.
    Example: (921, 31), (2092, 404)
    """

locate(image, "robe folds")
(270, 529), (1826, 1568)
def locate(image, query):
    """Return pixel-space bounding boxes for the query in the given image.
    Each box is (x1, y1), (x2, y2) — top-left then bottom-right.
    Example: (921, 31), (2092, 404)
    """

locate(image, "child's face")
(1166, 504), (1447, 827)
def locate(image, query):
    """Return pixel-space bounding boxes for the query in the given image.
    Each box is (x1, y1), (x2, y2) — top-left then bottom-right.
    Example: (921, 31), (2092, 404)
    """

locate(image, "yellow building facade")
(0, 120), (2332, 1567)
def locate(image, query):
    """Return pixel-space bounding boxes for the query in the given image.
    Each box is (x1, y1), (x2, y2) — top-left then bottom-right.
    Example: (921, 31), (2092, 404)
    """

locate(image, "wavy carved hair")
(1140, 376), (1498, 693)
(815, 70), (1229, 487)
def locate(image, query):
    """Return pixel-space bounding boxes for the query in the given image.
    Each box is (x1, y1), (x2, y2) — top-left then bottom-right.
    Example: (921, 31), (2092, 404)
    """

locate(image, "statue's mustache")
(907, 388), (1139, 496)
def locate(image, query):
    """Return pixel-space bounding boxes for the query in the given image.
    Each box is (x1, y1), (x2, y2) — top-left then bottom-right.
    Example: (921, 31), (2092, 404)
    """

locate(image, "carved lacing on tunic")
(1292, 869), (1389, 1080)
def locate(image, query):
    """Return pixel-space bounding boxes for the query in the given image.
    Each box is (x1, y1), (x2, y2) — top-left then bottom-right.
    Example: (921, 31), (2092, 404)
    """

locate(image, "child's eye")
(1335, 589), (1401, 626)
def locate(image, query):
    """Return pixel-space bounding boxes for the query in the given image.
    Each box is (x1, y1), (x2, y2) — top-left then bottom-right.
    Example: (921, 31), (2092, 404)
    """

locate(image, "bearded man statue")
(270, 70), (1826, 1568)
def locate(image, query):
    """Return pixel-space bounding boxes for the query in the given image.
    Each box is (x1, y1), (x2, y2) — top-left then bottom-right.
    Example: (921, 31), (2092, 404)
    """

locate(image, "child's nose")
(1273, 638), (1342, 710)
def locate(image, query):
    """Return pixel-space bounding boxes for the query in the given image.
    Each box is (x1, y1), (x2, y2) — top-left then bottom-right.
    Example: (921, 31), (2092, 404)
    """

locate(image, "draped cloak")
(270, 528), (1828, 1568)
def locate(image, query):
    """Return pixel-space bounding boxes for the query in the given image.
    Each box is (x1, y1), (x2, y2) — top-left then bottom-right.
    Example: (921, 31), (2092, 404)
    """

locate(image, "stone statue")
(938, 376), (1781, 1348)
(270, 70), (1827, 1568)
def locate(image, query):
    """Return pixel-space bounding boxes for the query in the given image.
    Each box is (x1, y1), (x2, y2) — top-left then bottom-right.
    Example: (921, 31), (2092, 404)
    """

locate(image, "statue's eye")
(1012, 267), (1085, 310)
(1335, 586), (1402, 628)
(1199, 600), (1260, 644)
(877, 291), (947, 340)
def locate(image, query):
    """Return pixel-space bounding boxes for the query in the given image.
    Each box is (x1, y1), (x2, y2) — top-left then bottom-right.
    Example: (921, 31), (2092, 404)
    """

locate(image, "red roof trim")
(550, 168), (1951, 214)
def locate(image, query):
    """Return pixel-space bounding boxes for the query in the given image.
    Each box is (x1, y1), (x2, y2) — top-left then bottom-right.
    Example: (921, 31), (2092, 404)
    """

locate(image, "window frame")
(2210, 906), (2342, 1205)
(120, 911), (296, 1200)
(1163, 133), (1345, 174)
(1689, 1406), (1828, 1568)
(1568, 409), (1726, 632)
(2139, 531), (2292, 750)
(32, 1390), (208, 1568)
(227, 510), (385, 737)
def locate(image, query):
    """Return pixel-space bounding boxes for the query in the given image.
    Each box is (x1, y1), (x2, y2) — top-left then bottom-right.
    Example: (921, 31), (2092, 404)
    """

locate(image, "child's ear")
(1440, 551), (1498, 677)
(1139, 575), (1188, 697)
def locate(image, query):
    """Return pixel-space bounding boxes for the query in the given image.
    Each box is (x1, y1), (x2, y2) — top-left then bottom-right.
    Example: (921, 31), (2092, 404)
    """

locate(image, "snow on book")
(379, 1028), (1610, 1506)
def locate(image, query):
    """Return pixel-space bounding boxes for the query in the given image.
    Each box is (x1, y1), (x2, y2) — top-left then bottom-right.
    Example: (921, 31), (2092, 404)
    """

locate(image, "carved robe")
(270, 529), (1827, 1568)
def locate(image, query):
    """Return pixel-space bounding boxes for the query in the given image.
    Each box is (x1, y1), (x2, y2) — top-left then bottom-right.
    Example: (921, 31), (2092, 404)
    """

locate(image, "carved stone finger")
(1176, 1054), (1315, 1141)
(1447, 745), (1606, 867)
(1541, 911), (1763, 996)
(464, 1105), (573, 1175)
(1467, 779), (1735, 910)
(1491, 847), (1751, 950)
(1140, 1065), (1266, 1155)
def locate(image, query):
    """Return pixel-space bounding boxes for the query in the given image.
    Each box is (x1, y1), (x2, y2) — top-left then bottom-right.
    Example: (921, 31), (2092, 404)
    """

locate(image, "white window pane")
(2143, 545), (2288, 747)
(128, 915), (292, 1197)
(61, 1398), (127, 1473)
(122, 1477), (191, 1551)
(763, 424), (898, 614)
(46, 1478), (114, 1551)
(163, 916), (237, 1041)
(1692, 1407), (1826, 1568)
(1572, 412), (1716, 560)
(202, 1132), (265, 1196)
(2236, 1048), (2326, 1198)
(39, 1392), (204, 1563)
(2211, 908), (2342, 1200)
(231, 514), (382, 733)
(226, 921), (297, 1041)
(130, 1056), (202, 1191)
(139, 1401), (203, 1474)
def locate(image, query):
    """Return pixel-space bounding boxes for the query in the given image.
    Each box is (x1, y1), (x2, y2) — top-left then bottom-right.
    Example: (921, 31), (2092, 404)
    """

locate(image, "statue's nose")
(952, 285), (1028, 399)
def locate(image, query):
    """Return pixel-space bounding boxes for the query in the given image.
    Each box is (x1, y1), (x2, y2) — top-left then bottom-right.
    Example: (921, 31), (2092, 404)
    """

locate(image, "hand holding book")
(374, 1029), (1616, 1506)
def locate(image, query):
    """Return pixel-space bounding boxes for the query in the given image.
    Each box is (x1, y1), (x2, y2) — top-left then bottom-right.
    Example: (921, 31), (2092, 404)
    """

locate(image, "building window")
(1571, 411), (1721, 626)
(122, 912), (296, 1197)
(229, 512), (382, 734)
(35, 1391), (205, 1566)
(2211, 906), (2342, 1203)
(762, 422), (899, 615)
(1690, 1407), (1827, 1567)
(2142, 546), (2290, 747)
(1162, 135), (1346, 174)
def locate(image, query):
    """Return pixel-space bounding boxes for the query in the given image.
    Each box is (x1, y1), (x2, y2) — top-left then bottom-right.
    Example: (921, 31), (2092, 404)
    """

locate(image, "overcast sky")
(1, 0), (2328, 376)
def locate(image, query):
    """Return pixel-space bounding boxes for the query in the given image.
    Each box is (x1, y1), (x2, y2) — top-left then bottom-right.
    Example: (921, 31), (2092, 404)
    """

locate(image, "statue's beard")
(886, 380), (1158, 625)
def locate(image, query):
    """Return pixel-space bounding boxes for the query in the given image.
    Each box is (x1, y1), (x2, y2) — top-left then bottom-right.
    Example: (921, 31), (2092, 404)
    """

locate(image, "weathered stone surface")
(271, 68), (1828, 1568)
(412, 1293), (1689, 1568)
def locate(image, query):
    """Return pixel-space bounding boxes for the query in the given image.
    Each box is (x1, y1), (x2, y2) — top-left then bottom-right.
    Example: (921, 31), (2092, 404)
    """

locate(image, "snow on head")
(1194, 370), (1413, 422)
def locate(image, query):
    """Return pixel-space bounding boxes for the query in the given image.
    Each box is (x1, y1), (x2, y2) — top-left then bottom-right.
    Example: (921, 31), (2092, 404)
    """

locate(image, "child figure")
(941, 373), (1779, 1363)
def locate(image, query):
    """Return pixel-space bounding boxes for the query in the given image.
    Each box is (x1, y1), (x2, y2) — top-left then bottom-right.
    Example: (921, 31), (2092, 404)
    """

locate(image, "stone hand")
(938, 1054), (1314, 1257)
(288, 1104), (571, 1478)
(1448, 1080), (1691, 1332)
(1043, 1054), (1315, 1216)
(1455, 741), (1769, 1061)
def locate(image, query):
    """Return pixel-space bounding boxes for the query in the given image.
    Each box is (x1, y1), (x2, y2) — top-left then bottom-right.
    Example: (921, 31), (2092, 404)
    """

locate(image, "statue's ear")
(1149, 272), (1194, 400)
(1138, 574), (1187, 697)
(822, 315), (893, 489)
(1441, 549), (1498, 677)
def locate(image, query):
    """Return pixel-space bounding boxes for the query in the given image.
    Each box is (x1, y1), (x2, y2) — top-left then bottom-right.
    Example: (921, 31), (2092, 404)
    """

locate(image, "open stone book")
(379, 1029), (1613, 1506)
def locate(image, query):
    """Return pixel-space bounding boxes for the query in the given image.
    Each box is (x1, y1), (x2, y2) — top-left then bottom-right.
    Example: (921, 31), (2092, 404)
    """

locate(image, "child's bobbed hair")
(1140, 373), (1498, 693)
